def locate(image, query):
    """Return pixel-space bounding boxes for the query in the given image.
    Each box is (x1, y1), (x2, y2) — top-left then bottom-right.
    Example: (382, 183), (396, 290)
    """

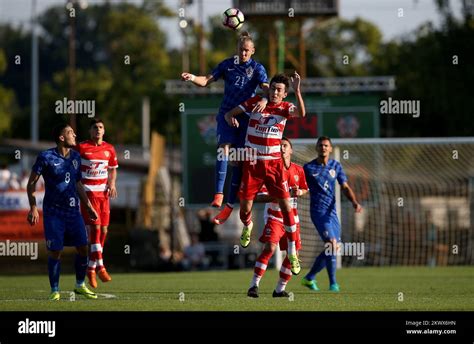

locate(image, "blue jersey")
(304, 159), (348, 217)
(211, 57), (268, 117)
(32, 148), (82, 218)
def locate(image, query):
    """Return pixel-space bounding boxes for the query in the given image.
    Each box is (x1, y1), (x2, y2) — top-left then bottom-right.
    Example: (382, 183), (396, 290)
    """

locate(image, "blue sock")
(74, 254), (88, 286)
(227, 165), (242, 206)
(215, 155), (228, 194)
(47, 256), (61, 292)
(326, 254), (337, 285)
(305, 250), (326, 281)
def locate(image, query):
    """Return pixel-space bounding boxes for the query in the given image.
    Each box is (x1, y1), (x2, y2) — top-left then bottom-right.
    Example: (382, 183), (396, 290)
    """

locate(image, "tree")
(0, 49), (16, 138)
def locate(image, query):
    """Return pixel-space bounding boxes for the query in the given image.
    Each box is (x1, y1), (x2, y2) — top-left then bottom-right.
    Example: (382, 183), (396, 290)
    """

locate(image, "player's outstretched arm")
(26, 171), (40, 226)
(76, 181), (99, 221)
(224, 106), (245, 128)
(181, 73), (215, 87)
(342, 182), (362, 213)
(290, 72), (306, 118)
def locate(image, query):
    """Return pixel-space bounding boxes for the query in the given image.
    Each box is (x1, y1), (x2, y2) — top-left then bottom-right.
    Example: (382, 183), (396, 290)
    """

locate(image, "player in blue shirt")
(26, 123), (99, 300)
(181, 31), (269, 223)
(301, 136), (362, 292)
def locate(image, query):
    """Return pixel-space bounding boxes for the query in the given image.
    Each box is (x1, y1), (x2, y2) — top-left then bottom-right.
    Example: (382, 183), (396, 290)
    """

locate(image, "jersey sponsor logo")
(53, 162), (61, 166)
(329, 169), (336, 178)
(227, 68), (235, 71)
(312, 173), (319, 177)
(246, 67), (254, 78)
(258, 116), (277, 126)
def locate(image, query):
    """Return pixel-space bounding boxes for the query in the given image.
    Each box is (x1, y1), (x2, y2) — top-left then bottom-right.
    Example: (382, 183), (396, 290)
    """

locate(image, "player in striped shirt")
(26, 123), (98, 300)
(247, 137), (308, 298)
(76, 119), (118, 288)
(181, 32), (269, 219)
(225, 72), (306, 274)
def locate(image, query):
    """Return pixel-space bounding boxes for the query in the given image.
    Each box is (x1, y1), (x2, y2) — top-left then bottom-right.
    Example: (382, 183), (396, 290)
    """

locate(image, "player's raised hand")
(290, 71), (301, 92)
(353, 203), (363, 213)
(27, 207), (39, 226)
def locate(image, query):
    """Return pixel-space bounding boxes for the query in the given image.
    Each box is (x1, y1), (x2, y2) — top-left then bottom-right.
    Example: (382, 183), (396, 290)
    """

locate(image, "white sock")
(250, 274), (262, 288)
(287, 240), (296, 256)
(275, 278), (288, 293)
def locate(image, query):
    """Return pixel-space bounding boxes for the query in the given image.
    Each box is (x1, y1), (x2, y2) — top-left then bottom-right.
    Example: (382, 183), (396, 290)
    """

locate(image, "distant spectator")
(182, 233), (208, 271)
(20, 171), (30, 190)
(0, 164), (11, 190)
(9, 172), (21, 190)
(197, 208), (218, 242)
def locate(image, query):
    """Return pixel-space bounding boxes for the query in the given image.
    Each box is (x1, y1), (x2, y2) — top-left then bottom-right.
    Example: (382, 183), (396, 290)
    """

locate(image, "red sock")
(239, 208), (252, 226)
(89, 227), (104, 271)
(100, 230), (107, 249)
(251, 247), (274, 287)
(279, 256), (292, 282)
(282, 208), (297, 251)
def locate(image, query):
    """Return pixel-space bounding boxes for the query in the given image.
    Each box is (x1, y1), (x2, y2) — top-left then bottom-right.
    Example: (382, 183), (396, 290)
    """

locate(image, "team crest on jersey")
(246, 67), (254, 78)
(72, 159), (78, 169)
(329, 169), (336, 178)
(294, 175), (299, 183)
(104, 151), (110, 158)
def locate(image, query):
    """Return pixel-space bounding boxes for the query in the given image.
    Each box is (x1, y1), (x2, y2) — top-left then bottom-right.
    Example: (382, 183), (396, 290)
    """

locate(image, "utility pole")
(68, 0), (77, 131)
(31, 0), (39, 143)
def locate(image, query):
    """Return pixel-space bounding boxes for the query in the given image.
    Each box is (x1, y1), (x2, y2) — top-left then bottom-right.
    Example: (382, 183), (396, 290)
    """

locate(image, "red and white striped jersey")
(76, 140), (118, 197)
(239, 95), (296, 160)
(259, 163), (308, 224)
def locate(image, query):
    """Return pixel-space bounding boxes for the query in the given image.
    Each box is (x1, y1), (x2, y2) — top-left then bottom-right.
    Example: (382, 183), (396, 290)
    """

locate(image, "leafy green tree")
(0, 49), (16, 138)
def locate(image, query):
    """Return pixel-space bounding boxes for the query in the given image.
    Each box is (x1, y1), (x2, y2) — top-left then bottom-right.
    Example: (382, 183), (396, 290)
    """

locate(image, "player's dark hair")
(316, 136), (332, 148)
(52, 123), (71, 144)
(281, 136), (292, 148)
(270, 74), (290, 91)
(89, 118), (104, 128)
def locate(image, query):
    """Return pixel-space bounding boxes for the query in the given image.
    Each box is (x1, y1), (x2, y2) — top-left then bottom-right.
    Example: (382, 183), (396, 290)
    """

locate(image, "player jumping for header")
(225, 72), (306, 274)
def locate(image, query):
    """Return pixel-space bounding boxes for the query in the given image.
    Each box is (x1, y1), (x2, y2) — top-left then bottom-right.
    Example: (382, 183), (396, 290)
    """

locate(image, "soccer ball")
(222, 8), (245, 30)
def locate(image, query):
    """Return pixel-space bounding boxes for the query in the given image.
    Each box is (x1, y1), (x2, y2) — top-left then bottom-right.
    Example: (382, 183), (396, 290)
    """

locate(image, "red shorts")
(259, 219), (302, 251)
(239, 159), (290, 200)
(80, 196), (110, 227)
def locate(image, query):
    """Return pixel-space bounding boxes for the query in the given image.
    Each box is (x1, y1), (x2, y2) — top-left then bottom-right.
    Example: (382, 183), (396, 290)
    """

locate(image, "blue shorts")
(43, 212), (88, 251)
(311, 212), (341, 243)
(216, 113), (249, 148)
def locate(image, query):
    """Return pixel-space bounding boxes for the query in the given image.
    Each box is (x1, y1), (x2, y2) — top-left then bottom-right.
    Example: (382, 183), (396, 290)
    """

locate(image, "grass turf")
(0, 267), (472, 311)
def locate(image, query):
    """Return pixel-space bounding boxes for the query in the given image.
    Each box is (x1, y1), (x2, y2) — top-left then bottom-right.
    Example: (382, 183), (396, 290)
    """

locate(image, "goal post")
(291, 137), (474, 268)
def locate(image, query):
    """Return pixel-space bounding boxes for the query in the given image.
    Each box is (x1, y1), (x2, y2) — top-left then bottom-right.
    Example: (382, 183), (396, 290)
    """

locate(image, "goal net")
(291, 138), (474, 267)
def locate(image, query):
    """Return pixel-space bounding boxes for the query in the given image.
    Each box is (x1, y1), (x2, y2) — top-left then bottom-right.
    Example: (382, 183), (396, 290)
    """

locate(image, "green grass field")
(0, 267), (473, 311)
